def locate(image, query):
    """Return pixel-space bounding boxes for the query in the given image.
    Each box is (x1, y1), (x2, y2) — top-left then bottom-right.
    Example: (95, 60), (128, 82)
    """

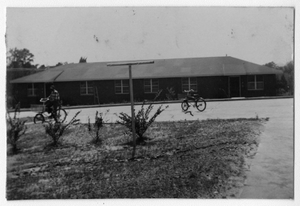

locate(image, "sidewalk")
(239, 101), (294, 199)
(8, 95), (293, 113)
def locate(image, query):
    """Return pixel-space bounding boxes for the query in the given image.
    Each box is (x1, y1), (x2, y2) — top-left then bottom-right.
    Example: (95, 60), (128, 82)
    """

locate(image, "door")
(229, 76), (241, 97)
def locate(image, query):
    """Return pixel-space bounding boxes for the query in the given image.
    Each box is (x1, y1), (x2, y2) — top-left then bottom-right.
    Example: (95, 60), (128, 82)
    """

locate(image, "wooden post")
(128, 64), (137, 158)
(107, 61), (154, 159)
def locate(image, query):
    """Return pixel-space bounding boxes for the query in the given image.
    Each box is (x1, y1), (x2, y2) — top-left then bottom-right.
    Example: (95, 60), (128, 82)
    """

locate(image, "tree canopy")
(265, 61), (294, 95)
(79, 57), (87, 63)
(7, 48), (36, 68)
(264, 61), (278, 69)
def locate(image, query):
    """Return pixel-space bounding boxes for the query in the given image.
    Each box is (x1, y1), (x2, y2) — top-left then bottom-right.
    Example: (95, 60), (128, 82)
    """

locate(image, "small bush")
(154, 89), (163, 101)
(6, 103), (27, 154)
(44, 111), (81, 146)
(117, 102), (168, 143)
(87, 110), (109, 144)
(166, 87), (176, 100)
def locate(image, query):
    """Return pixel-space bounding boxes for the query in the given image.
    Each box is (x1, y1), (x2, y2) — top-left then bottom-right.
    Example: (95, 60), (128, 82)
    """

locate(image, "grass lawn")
(6, 118), (266, 199)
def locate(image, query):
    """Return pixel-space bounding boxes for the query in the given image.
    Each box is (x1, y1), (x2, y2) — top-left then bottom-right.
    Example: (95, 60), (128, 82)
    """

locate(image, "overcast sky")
(6, 6), (294, 67)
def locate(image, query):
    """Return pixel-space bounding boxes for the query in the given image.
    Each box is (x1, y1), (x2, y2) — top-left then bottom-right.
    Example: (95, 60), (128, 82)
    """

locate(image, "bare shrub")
(44, 111), (81, 146)
(6, 103), (27, 154)
(166, 87), (176, 100)
(87, 110), (109, 144)
(117, 102), (168, 144)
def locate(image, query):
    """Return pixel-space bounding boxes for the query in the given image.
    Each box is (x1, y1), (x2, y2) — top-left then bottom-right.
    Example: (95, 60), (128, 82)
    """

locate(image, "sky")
(5, 6), (294, 67)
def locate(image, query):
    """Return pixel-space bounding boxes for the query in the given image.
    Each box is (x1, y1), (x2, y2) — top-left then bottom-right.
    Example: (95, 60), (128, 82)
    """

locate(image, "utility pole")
(107, 60), (154, 159)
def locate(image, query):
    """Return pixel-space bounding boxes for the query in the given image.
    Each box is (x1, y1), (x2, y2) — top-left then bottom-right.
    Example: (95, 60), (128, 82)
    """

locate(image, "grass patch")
(6, 118), (266, 199)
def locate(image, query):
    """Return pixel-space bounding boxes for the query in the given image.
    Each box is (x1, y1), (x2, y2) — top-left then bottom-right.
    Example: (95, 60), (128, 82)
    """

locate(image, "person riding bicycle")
(45, 85), (60, 118)
(185, 89), (198, 100)
(181, 89), (206, 112)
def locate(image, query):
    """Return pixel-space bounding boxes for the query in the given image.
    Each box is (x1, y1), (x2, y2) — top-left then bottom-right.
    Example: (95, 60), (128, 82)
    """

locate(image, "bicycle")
(33, 98), (67, 124)
(181, 90), (206, 112)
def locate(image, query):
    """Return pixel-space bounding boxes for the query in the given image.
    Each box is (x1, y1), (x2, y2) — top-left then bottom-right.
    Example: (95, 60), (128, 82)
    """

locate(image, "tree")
(276, 74), (288, 95)
(280, 75), (288, 91)
(266, 60), (294, 95)
(7, 48), (35, 68)
(264, 61), (279, 69)
(283, 61), (294, 74)
(79, 57), (87, 63)
(56, 62), (63, 67)
(283, 61), (294, 95)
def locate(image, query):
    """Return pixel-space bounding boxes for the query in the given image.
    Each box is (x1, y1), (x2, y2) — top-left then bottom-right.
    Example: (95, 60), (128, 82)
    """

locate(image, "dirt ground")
(6, 118), (265, 199)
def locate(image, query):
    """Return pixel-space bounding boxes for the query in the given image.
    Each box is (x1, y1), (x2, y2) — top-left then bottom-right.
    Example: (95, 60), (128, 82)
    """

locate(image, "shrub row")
(7, 101), (168, 159)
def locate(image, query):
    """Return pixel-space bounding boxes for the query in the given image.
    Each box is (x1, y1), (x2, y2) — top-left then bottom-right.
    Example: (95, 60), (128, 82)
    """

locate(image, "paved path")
(16, 98), (293, 123)
(239, 99), (294, 199)
(14, 98), (294, 199)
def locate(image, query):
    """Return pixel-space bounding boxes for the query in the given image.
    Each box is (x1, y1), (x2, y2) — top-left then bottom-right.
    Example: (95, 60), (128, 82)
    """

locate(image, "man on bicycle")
(185, 89), (197, 100)
(46, 85), (60, 118)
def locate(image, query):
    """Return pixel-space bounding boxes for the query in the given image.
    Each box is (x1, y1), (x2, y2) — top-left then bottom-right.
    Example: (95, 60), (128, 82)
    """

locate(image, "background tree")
(280, 75), (288, 91)
(56, 62), (63, 67)
(264, 60), (294, 95)
(7, 48), (35, 68)
(79, 57), (87, 63)
(264, 61), (279, 69)
(282, 61), (294, 95)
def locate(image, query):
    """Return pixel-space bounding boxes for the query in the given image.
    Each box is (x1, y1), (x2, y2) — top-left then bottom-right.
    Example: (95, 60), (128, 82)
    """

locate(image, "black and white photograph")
(2, 1), (298, 205)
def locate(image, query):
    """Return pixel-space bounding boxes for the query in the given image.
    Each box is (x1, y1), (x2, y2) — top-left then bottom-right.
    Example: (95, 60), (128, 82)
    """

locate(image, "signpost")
(107, 60), (154, 158)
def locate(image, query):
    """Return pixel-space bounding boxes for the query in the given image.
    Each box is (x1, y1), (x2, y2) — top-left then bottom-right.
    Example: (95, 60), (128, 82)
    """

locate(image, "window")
(144, 79), (159, 93)
(115, 80), (129, 94)
(80, 81), (94, 95)
(247, 75), (264, 90)
(28, 83), (37, 96)
(182, 77), (197, 92)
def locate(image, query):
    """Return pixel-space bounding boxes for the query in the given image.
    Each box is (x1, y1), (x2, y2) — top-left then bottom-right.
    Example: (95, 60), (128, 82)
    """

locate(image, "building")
(10, 56), (282, 108)
(6, 67), (47, 108)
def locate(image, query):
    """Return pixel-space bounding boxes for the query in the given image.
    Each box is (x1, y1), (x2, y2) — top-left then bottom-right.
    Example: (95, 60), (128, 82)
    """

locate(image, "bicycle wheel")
(195, 98), (206, 112)
(55, 108), (67, 122)
(181, 100), (189, 111)
(34, 113), (45, 124)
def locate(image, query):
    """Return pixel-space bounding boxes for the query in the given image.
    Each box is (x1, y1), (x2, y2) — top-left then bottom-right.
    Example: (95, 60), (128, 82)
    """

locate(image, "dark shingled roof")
(10, 56), (282, 83)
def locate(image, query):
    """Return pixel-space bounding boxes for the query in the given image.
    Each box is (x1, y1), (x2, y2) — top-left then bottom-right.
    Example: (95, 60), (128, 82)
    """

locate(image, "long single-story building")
(10, 56), (282, 108)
